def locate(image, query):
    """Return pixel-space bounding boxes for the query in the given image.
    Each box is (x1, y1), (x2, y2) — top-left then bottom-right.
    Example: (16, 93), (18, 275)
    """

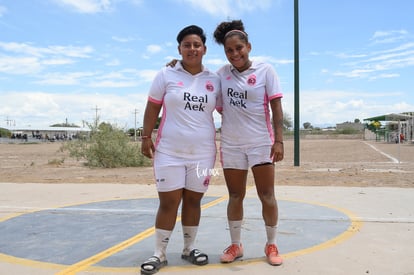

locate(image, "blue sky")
(1, 0), (413, 129)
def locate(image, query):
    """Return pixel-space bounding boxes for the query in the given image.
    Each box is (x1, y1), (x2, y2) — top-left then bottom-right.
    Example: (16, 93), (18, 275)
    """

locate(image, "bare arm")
(270, 97), (284, 162)
(141, 101), (162, 159)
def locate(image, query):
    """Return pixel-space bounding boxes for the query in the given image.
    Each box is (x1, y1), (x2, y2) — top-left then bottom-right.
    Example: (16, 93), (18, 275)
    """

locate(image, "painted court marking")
(0, 196), (362, 274)
(364, 141), (399, 163)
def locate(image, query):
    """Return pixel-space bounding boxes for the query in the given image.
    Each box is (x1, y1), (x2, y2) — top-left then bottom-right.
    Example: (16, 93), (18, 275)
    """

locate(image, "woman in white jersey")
(214, 20), (284, 266)
(140, 25), (220, 275)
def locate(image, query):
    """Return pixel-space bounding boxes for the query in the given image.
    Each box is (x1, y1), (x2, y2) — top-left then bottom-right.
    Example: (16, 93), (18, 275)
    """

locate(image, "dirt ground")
(0, 138), (413, 187)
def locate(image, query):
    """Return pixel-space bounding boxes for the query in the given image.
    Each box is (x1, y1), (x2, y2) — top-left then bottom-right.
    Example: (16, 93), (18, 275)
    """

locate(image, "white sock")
(154, 228), (172, 261)
(182, 225), (198, 255)
(265, 225), (278, 245)
(228, 220), (243, 245)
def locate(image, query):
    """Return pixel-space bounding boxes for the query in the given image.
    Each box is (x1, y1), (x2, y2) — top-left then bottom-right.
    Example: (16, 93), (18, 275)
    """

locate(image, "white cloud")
(137, 69), (158, 83)
(0, 91), (149, 128)
(372, 30), (408, 39)
(252, 55), (293, 65)
(336, 53), (367, 59)
(325, 39), (414, 80)
(106, 59), (121, 66)
(0, 42), (95, 75)
(175, 0), (273, 17)
(146, 44), (162, 54)
(88, 80), (139, 88)
(370, 30), (409, 44)
(0, 42), (93, 58)
(53, 0), (112, 13)
(48, 45), (94, 58)
(0, 56), (42, 74)
(112, 36), (135, 43)
(34, 72), (97, 85)
(0, 5), (7, 17)
(332, 68), (375, 79)
(42, 58), (75, 65)
(281, 89), (411, 126)
(369, 73), (400, 81)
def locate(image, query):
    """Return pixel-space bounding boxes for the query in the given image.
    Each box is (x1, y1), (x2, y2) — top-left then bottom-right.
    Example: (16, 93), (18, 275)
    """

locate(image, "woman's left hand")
(271, 142), (284, 163)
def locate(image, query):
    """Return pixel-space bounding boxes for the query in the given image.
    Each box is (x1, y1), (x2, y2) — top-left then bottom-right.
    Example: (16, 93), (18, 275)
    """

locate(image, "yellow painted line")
(147, 198), (363, 274)
(55, 196), (228, 275)
(0, 253), (65, 271)
(72, 196), (362, 274)
(55, 227), (156, 275)
(281, 199), (363, 259)
(0, 212), (26, 223)
(0, 197), (159, 272)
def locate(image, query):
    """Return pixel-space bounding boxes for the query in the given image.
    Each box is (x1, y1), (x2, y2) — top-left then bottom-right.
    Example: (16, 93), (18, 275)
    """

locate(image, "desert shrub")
(61, 123), (151, 168)
(337, 127), (360, 135)
(0, 128), (11, 138)
(48, 158), (65, 165)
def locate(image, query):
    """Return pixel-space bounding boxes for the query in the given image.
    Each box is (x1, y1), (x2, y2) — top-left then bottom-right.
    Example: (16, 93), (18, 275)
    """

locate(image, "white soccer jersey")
(148, 62), (220, 159)
(216, 61), (283, 147)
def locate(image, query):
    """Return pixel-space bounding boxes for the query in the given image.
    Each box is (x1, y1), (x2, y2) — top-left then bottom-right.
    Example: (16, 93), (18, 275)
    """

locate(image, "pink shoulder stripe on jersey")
(264, 94), (275, 143)
(155, 101), (167, 147)
(148, 96), (163, 105)
(268, 93), (283, 101)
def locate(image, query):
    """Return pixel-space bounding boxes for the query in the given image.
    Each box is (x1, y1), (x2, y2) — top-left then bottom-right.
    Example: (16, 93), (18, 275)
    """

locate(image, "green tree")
(283, 112), (293, 130)
(303, 122), (312, 129)
(367, 121), (381, 132)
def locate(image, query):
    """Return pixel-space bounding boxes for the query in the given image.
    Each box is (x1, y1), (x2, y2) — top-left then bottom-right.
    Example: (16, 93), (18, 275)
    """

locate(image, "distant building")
(1, 125), (90, 142)
(336, 122), (364, 132)
(363, 112), (414, 143)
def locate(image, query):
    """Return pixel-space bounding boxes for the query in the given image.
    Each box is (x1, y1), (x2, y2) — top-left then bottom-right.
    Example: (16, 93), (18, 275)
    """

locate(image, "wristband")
(275, 141), (284, 145)
(141, 136), (151, 139)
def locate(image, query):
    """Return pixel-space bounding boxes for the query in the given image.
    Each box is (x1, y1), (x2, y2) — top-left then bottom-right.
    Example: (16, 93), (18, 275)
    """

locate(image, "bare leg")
(223, 169), (248, 221)
(251, 164), (278, 226)
(155, 189), (183, 230)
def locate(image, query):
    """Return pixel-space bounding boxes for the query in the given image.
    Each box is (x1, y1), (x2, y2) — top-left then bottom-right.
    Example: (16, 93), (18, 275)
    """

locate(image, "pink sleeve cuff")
(148, 96), (163, 105)
(269, 93), (283, 101)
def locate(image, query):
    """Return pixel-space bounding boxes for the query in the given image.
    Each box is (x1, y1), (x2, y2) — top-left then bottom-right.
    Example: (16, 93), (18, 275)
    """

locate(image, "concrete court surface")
(0, 183), (413, 275)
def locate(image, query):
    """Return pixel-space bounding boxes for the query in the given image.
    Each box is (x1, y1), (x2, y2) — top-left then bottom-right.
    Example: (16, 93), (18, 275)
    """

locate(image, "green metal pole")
(294, 0), (300, 166)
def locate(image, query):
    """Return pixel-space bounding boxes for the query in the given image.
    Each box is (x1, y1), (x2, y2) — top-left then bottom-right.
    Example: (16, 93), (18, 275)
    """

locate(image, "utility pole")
(133, 109), (139, 141)
(91, 105), (100, 129)
(294, 0), (300, 166)
(5, 116), (12, 126)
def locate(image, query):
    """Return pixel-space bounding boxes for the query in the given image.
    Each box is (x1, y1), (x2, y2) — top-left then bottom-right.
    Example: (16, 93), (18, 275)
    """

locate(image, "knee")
(259, 192), (276, 206)
(159, 198), (181, 212)
(228, 191), (245, 203)
(182, 192), (203, 209)
(183, 197), (201, 208)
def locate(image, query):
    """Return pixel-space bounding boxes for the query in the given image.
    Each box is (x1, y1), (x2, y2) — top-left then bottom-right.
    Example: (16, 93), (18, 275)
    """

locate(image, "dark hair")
(176, 25), (206, 44)
(213, 19), (248, 45)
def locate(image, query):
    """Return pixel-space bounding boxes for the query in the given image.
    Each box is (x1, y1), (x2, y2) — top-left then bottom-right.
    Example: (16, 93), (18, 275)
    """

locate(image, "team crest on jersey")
(205, 81), (214, 92)
(247, 74), (256, 86)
